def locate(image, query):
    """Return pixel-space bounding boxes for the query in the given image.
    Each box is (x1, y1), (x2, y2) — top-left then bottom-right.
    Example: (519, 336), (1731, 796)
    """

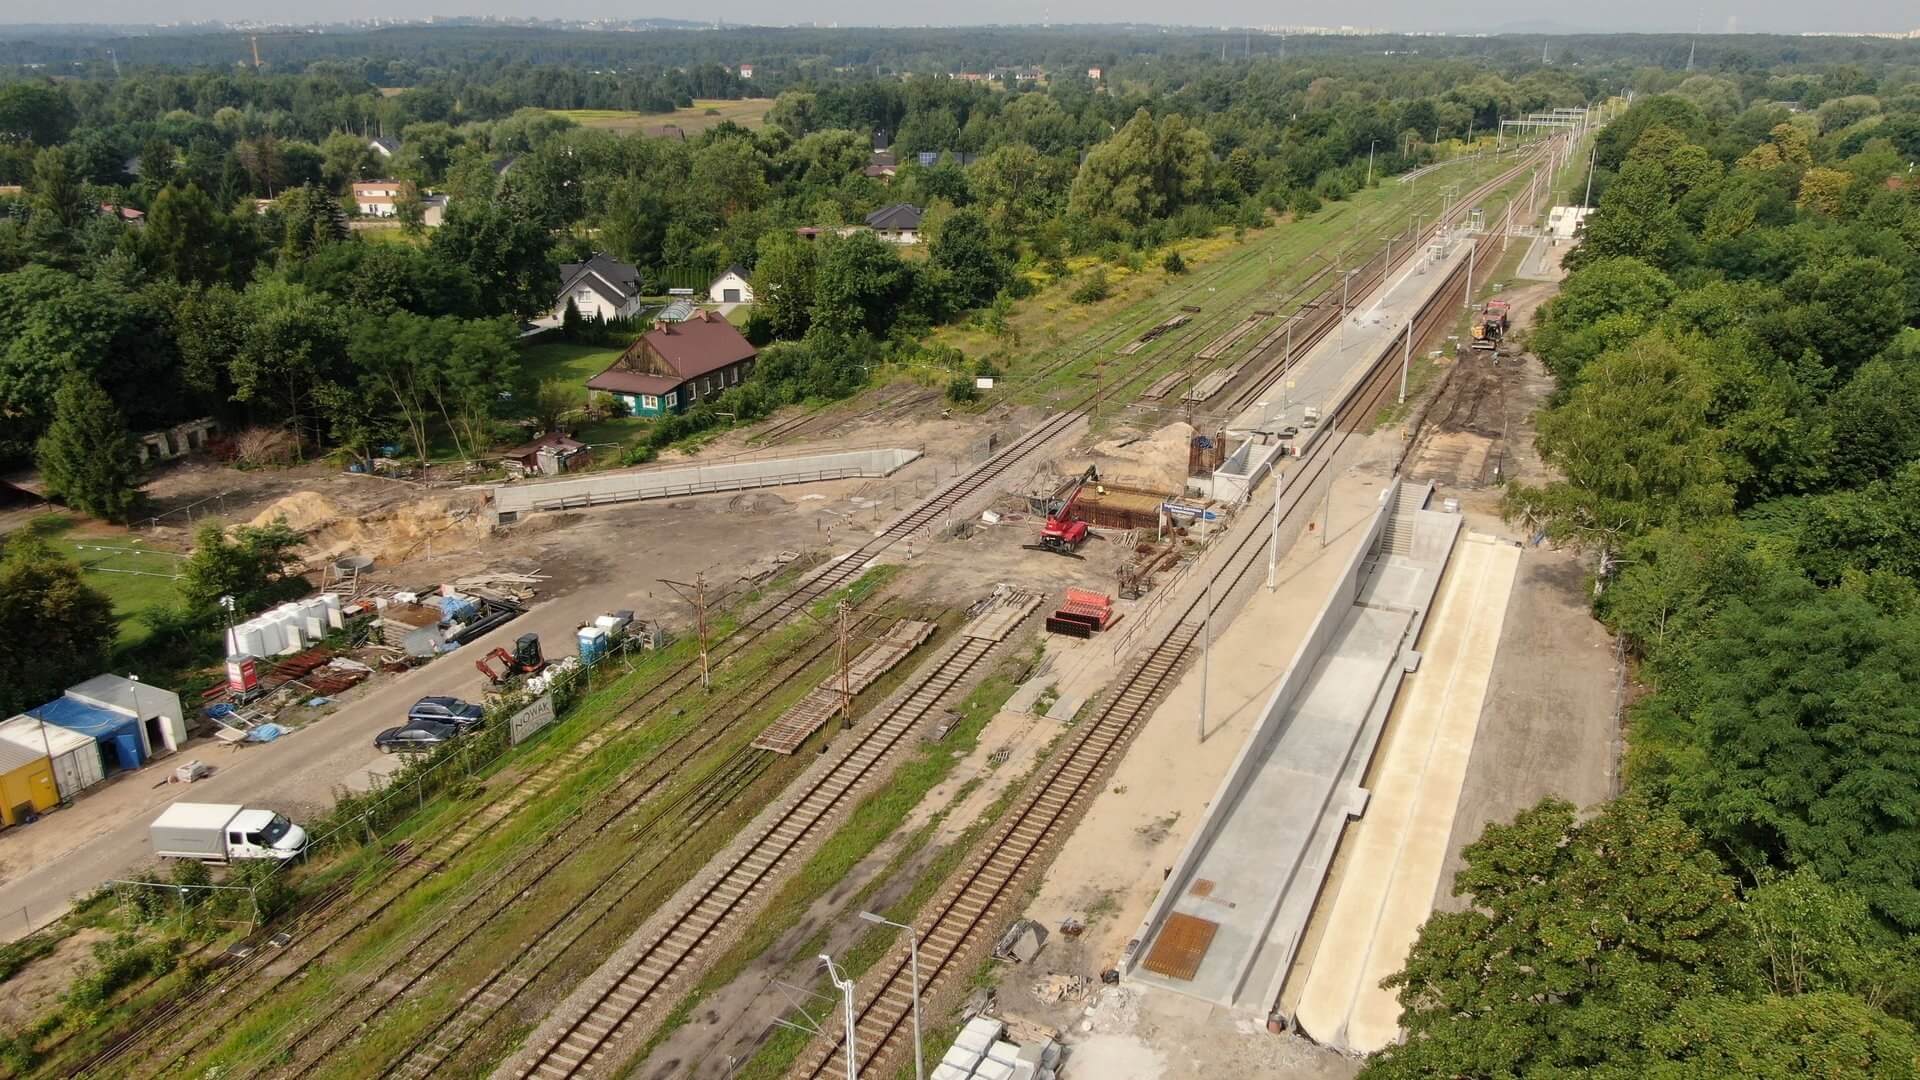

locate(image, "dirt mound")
(251, 490), (343, 532)
(1057, 421), (1195, 495)
(250, 489), (489, 569)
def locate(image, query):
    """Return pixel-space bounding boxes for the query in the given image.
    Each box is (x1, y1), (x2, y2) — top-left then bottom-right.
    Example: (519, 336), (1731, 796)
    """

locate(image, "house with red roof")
(585, 310), (758, 417)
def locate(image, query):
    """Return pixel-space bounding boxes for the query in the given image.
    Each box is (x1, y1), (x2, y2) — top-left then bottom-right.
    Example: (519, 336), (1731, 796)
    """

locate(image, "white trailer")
(150, 802), (309, 862)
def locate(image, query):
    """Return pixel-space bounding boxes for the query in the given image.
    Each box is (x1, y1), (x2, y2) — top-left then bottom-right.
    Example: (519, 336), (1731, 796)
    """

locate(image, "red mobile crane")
(1037, 467), (1099, 555)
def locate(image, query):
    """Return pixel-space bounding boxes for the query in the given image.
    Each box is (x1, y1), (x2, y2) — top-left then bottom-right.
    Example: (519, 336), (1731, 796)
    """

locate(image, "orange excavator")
(475, 633), (548, 686)
(1036, 467), (1099, 556)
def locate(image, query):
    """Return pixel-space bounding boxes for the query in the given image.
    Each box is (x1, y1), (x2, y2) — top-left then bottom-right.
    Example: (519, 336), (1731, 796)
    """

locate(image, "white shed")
(0, 715), (105, 800)
(707, 265), (755, 305)
(64, 674), (187, 756)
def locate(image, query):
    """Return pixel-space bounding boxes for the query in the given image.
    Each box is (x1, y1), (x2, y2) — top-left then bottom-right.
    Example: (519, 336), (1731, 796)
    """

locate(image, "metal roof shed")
(0, 739), (57, 825)
(0, 715), (105, 799)
(31, 698), (146, 771)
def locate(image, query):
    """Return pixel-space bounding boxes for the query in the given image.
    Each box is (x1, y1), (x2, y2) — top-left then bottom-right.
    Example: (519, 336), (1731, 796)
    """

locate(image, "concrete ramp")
(491, 448), (921, 517)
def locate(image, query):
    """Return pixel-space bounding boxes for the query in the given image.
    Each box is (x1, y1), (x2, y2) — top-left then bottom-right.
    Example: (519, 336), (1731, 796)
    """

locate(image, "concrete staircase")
(1374, 482), (1431, 559)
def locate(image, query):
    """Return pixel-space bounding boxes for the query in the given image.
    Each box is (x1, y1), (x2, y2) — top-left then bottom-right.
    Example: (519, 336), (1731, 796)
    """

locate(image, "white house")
(553, 253), (647, 322)
(369, 136), (400, 158)
(421, 193), (449, 228)
(352, 180), (411, 217)
(708, 265), (755, 304)
(863, 203), (925, 245)
(739, 63), (754, 79)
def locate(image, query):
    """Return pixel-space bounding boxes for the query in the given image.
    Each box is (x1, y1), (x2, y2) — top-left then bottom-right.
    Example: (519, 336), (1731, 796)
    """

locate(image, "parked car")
(375, 719), (461, 753)
(407, 695), (485, 730)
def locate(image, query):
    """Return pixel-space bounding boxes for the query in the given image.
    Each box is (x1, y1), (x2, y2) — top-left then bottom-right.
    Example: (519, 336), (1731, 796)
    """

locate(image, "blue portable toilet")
(32, 697), (145, 772)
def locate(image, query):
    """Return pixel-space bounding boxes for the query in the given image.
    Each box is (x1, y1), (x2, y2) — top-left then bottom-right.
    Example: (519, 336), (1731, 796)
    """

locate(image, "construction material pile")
(1056, 422), (1194, 496)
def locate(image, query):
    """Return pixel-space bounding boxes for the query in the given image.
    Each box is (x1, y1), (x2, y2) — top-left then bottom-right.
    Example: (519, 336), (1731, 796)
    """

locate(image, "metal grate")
(1142, 913), (1219, 982)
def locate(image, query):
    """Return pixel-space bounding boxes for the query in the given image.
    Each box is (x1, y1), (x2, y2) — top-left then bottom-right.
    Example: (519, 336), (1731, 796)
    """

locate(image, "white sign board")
(975, 376), (996, 390)
(507, 694), (558, 745)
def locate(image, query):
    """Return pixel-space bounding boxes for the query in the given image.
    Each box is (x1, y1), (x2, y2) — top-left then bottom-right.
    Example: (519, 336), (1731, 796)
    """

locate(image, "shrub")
(1070, 269), (1112, 305)
(1162, 249), (1187, 274)
(946, 377), (979, 403)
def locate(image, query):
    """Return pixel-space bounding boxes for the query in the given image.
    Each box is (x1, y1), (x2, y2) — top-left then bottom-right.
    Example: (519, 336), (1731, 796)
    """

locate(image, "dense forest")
(1362, 90), (1920, 1078)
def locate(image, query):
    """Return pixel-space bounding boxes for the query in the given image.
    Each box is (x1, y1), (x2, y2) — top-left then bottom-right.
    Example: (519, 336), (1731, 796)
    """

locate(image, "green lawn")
(20, 514), (183, 650)
(514, 339), (652, 446)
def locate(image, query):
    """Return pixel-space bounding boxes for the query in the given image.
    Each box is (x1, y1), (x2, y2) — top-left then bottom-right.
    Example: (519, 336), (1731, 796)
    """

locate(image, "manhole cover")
(1189, 879), (1215, 898)
(1143, 913), (1219, 981)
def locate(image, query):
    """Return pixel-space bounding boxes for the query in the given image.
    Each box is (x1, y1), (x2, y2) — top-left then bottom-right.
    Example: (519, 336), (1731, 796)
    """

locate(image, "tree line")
(1364, 90), (1920, 1078)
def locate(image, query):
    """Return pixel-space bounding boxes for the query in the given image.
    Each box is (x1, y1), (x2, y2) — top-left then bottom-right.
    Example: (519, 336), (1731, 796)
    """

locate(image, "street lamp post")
(821, 954), (859, 1080)
(859, 912), (922, 1080)
(1365, 140), (1377, 187)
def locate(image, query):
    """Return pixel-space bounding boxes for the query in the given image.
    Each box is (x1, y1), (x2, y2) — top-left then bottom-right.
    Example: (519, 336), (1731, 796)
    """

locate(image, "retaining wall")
(490, 448), (922, 516)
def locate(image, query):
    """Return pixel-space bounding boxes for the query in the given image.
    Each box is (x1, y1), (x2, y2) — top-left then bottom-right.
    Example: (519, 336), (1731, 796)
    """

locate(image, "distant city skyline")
(1, 4), (1916, 37)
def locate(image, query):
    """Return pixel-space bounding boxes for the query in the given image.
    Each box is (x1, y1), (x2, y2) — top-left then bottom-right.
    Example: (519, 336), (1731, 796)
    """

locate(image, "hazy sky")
(3, 0), (1916, 35)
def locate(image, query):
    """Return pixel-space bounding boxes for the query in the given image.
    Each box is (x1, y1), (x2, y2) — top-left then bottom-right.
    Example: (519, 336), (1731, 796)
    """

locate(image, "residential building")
(553, 253), (647, 322)
(352, 179), (413, 217)
(708, 265), (755, 304)
(739, 63), (754, 78)
(369, 136), (400, 158)
(864, 203), (925, 244)
(98, 202), (144, 223)
(1088, 66), (1103, 79)
(421, 193), (449, 227)
(586, 310), (758, 417)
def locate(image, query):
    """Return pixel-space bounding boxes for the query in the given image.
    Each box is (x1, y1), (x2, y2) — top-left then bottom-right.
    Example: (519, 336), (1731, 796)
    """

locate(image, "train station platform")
(1291, 530), (1520, 1051)
(1224, 231), (1474, 440)
(1123, 481), (1460, 1011)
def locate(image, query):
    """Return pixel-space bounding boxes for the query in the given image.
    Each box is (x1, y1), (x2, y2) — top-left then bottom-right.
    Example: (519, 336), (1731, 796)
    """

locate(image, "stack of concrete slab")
(933, 1017), (1059, 1080)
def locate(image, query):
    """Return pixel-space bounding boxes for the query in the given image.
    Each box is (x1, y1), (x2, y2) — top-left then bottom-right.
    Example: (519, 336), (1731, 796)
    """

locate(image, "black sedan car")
(406, 696), (486, 730)
(374, 719), (462, 754)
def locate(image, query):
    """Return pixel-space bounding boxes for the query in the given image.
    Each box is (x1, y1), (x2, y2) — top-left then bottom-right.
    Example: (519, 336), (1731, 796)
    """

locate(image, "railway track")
(83, 292), (1103, 1077)
(117, 606), (884, 1080)
(255, 611), (903, 1080)
(788, 189), (1527, 1080)
(509, 629), (1012, 1079)
(84, 141), (1546, 1080)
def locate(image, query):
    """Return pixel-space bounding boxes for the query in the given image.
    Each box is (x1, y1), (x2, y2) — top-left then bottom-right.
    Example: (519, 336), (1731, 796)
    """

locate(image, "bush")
(63, 933), (177, 1014)
(1162, 249), (1187, 274)
(946, 376), (979, 403)
(1070, 269), (1112, 305)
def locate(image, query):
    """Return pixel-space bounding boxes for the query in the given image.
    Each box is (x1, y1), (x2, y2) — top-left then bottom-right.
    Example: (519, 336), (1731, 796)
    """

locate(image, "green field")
(545, 98), (772, 137)
(18, 514), (184, 650)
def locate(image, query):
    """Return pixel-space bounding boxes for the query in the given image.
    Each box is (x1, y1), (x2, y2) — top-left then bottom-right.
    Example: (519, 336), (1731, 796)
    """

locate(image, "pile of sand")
(250, 490), (489, 569)
(1057, 421), (1196, 496)
(250, 491), (342, 532)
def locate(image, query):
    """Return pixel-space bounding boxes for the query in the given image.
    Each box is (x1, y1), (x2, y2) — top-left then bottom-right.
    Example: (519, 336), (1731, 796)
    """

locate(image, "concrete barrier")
(490, 447), (922, 517)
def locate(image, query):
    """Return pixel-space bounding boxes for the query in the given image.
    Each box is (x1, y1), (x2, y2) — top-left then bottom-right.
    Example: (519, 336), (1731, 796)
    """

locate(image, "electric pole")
(660, 575), (713, 690)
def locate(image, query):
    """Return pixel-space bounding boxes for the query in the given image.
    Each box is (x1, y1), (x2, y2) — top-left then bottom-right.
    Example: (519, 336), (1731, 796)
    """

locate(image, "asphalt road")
(0, 593), (599, 943)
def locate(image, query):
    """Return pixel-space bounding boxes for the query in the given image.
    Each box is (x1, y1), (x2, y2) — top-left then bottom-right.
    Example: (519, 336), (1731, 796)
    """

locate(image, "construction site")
(0, 117), (1626, 1080)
